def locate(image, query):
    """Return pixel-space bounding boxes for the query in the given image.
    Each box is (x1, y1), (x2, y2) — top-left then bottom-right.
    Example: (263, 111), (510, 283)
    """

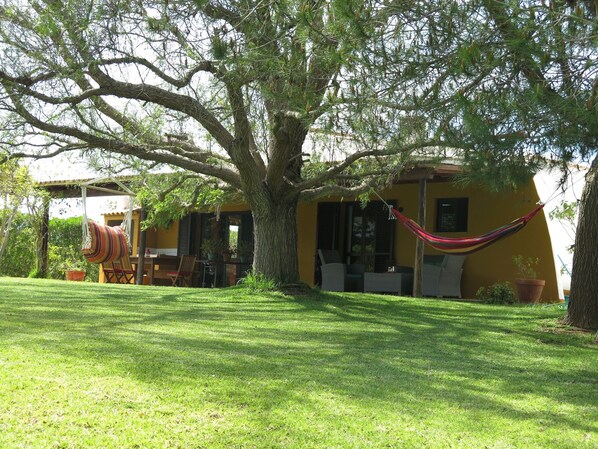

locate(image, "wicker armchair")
(422, 255), (466, 298)
(317, 249), (365, 292)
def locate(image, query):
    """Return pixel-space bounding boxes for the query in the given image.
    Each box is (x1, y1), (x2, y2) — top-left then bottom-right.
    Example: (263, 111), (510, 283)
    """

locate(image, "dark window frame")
(344, 200), (396, 272)
(436, 198), (469, 232)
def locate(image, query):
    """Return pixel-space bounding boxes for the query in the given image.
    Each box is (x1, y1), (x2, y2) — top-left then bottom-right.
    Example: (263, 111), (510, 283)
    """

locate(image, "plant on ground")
(0, 212), (35, 277)
(238, 270), (279, 292)
(476, 281), (517, 304)
(48, 217), (98, 281)
(0, 214), (98, 280)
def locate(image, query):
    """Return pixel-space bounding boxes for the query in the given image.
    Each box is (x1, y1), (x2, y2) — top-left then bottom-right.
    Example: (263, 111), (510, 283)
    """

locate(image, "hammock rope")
(371, 190), (546, 255)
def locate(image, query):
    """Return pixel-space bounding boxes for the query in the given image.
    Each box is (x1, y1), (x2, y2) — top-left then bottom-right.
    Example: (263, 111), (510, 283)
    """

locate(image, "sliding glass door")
(345, 201), (395, 272)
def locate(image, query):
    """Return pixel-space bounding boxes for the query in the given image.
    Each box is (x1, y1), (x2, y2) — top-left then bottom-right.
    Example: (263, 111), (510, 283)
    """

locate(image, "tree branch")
(88, 68), (236, 150)
(290, 138), (441, 194)
(2, 82), (243, 188)
(97, 57), (218, 89)
(299, 180), (378, 202)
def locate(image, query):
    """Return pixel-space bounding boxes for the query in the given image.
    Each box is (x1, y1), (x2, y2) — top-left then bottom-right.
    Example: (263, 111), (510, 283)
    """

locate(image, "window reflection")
(346, 201), (395, 272)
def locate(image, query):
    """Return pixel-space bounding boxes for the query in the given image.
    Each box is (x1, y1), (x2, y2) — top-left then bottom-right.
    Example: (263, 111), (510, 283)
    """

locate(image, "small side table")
(364, 272), (413, 295)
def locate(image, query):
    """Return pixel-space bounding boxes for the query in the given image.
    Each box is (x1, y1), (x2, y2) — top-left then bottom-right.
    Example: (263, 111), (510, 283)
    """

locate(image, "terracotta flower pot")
(514, 278), (545, 303)
(65, 270), (86, 282)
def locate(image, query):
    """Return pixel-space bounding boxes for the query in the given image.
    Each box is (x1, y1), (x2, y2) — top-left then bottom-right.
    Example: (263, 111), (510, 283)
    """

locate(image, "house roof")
(103, 206), (143, 217)
(37, 162), (464, 198)
(37, 176), (138, 198)
(397, 163), (462, 182)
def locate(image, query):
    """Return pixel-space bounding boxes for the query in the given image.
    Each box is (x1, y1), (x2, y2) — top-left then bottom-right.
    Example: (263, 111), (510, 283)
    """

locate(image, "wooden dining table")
(130, 254), (178, 285)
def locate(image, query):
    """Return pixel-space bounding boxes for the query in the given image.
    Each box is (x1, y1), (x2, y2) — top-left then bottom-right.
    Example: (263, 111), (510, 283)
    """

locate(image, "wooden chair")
(167, 255), (197, 287)
(114, 253), (136, 284)
(102, 261), (117, 283)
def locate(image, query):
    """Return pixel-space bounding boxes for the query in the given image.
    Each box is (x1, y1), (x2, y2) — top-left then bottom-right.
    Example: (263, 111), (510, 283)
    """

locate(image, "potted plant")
(62, 259), (87, 282)
(235, 240), (253, 264)
(202, 238), (226, 261)
(512, 255), (545, 303)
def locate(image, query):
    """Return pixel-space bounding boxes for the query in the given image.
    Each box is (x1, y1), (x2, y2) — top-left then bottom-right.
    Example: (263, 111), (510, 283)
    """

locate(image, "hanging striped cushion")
(82, 221), (129, 264)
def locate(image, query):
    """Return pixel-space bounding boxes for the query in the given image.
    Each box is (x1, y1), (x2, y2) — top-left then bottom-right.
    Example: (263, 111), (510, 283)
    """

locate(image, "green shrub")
(28, 268), (46, 279)
(0, 214), (99, 281)
(47, 217), (99, 281)
(0, 212), (36, 277)
(238, 270), (278, 292)
(476, 281), (517, 305)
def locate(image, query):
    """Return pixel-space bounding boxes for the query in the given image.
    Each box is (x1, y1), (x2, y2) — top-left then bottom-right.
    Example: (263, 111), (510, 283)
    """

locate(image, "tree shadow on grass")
(2, 278), (598, 443)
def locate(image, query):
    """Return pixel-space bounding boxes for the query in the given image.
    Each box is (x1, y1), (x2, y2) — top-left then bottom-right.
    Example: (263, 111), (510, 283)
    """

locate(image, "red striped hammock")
(80, 179), (134, 264)
(82, 220), (129, 264)
(390, 204), (545, 255)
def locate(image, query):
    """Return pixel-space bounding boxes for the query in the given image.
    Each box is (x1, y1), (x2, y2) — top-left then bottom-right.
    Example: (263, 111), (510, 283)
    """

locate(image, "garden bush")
(0, 212), (35, 277)
(0, 214), (99, 281)
(476, 281), (517, 304)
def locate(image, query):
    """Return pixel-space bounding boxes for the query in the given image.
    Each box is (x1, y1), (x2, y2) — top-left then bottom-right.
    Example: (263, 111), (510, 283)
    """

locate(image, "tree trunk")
(0, 205), (18, 263)
(565, 156), (598, 330)
(251, 195), (300, 285)
(39, 197), (50, 278)
(413, 178), (427, 297)
(136, 207), (148, 285)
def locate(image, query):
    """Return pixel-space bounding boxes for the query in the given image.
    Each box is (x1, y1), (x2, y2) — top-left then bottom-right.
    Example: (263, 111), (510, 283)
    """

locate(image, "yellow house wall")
(127, 216), (179, 255)
(296, 180), (559, 301)
(99, 183), (558, 301)
(99, 212), (179, 282)
(151, 223), (179, 251)
(384, 181), (557, 301)
(297, 201), (318, 285)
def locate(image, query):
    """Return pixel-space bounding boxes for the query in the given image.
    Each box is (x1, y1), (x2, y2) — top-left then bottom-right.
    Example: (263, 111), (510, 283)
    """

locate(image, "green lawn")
(0, 277), (596, 449)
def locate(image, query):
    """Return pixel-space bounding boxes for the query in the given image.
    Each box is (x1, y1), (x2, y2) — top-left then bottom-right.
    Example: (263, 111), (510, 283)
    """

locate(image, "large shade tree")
(442, 0), (597, 329)
(0, 0), (468, 284)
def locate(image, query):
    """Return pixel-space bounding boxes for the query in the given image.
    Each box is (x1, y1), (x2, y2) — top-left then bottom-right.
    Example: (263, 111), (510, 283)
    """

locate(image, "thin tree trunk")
(0, 205), (18, 262)
(39, 197), (50, 278)
(413, 178), (427, 297)
(566, 156), (598, 330)
(251, 196), (300, 285)
(136, 207), (148, 285)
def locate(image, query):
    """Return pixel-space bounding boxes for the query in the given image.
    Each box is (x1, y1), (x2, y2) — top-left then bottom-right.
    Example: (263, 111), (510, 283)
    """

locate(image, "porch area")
(102, 254), (253, 288)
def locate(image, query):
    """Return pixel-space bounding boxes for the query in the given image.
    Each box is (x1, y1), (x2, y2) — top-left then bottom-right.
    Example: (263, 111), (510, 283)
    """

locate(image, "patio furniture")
(101, 261), (117, 283)
(364, 272), (413, 295)
(167, 255), (197, 287)
(422, 255), (466, 298)
(113, 253), (136, 284)
(130, 254), (178, 285)
(317, 249), (364, 292)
